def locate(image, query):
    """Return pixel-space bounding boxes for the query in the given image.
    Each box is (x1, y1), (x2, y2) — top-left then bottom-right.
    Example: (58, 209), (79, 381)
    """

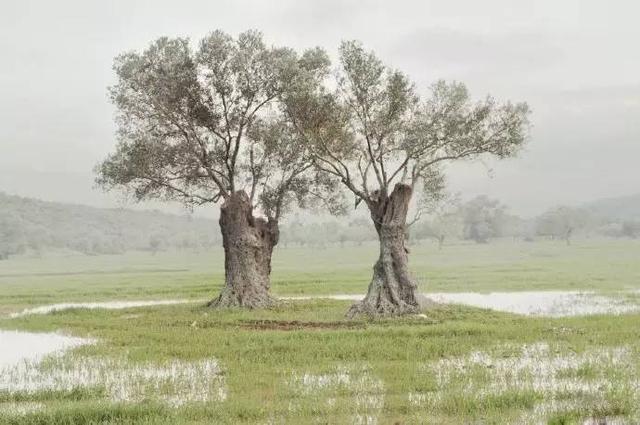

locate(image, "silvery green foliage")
(285, 40), (530, 209)
(97, 31), (343, 219)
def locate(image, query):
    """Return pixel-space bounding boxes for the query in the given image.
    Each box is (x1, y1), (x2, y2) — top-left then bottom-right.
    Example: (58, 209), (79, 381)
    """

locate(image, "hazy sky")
(1, 0), (638, 217)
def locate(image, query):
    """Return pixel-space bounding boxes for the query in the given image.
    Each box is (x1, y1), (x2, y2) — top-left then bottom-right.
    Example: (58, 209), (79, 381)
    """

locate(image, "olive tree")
(0, 213), (25, 260)
(462, 195), (508, 244)
(422, 194), (463, 249)
(536, 206), (592, 245)
(286, 41), (530, 317)
(97, 31), (336, 308)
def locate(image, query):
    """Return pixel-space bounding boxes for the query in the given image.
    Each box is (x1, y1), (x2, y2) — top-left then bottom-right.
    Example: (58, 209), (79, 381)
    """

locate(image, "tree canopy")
(285, 41), (530, 212)
(97, 30), (339, 220)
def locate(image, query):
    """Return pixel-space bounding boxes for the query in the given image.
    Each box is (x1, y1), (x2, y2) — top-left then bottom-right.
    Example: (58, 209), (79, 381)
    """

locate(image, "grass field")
(1, 238), (639, 312)
(1, 238), (640, 424)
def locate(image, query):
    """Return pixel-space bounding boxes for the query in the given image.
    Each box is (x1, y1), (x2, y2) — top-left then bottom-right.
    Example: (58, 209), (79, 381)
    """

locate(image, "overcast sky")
(1, 0), (638, 217)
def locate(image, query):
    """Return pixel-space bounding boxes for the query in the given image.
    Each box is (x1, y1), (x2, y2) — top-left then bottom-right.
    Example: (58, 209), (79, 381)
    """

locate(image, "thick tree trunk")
(347, 184), (420, 318)
(208, 190), (278, 309)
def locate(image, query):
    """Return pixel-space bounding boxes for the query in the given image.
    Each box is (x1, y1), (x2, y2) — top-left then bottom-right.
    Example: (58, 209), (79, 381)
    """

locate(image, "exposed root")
(350, 183), (421, 319)
(207, 286), (277, 309)
(346, 297), (419, 319)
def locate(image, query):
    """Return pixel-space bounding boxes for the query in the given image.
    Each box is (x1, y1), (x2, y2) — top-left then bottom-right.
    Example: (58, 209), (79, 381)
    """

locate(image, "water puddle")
(0, 330), (91, 371)
(5, 291), (640, 319)
(0, 330), (226, 409)
(428, 291), (640, 317)
(9, 299), (197, 318)
(285, 291), (640, 317)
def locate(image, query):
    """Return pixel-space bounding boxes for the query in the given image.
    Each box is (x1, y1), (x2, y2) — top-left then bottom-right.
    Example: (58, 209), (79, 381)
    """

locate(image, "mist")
(3, 3), (640, 423)
(1, 0), (638, 217)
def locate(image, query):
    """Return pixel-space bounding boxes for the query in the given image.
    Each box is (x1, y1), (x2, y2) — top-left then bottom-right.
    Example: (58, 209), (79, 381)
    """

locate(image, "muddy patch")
(241, 319), (365, 331)
(283, 295), (362, 301)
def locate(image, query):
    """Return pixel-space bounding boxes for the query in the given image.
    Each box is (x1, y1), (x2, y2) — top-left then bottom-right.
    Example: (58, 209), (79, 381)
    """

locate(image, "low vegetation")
(0, 239), (640, 423)
(1, 301), (639, 424)
(2, 238), (640, 313)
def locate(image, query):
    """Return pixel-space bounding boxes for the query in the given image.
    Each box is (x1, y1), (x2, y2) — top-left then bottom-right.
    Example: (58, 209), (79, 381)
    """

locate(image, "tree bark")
(347, 184), (420, 318)
(208, 190), (278, 309)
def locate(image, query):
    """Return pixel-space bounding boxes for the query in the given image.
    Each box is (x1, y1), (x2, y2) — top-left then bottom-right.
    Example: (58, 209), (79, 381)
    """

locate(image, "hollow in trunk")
(208, 191), (278, 309)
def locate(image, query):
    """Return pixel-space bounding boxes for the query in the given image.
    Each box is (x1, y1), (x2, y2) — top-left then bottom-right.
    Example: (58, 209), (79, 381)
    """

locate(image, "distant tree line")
(2, 190), (640, 260)
(280, 195), (640, 250)
(411, 195), (640, 247)
(2, 191), (639, 260)
(279, 217), (377, 248)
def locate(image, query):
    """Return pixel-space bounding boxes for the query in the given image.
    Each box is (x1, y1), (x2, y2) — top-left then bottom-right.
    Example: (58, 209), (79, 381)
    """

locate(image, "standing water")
(0, 330), (90, 371)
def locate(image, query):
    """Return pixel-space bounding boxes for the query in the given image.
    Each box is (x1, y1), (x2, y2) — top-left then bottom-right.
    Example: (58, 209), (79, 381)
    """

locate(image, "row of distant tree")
(432, 197), (639, 246)
(279, 195), (640, 249)
(1, 192), (639, 259)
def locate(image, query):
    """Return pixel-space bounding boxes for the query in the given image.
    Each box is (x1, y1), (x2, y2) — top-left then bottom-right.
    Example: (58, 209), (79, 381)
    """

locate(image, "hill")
(0, 192), (219, 258)
(583, 193), (640, 221)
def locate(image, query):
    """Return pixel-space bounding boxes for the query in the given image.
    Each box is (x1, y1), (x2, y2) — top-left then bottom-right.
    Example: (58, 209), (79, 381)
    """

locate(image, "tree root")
(207, 286), (278, 309)
(346, 297), (419, 319)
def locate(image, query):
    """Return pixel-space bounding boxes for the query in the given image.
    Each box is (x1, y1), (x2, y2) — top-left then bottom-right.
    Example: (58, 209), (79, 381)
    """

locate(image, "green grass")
(1, 238), (640, 423)
(1, 238), (639, 313)
(1, 302), (639, 424)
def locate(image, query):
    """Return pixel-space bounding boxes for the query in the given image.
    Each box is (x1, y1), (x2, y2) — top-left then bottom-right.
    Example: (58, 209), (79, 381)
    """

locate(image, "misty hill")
(0, 192), (377, 259)
(2, 190), (639, 260)
(582, 193), (640, 221)
(0, 192), (219, 258)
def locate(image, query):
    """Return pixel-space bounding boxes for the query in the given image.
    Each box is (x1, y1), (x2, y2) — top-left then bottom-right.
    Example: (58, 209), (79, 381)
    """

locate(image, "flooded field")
(9, 290), (640, 318)
(0, 329), (226, 416)
(287, 291), (640, 317)
(0, 330), (93, 416)
(6, 290), (640, 320)
(421, 341), (640, 424)
(1, 242), (640, 422)
(0, 330), (91, 370)
(1, 295), (639, 423)
(289, 365), (385, 424)
(1, 354), (226, 407)
(428, 291), (640, 317)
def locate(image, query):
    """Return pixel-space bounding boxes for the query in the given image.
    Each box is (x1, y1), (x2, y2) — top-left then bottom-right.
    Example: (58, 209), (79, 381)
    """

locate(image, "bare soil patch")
(240, 319), (365, 331)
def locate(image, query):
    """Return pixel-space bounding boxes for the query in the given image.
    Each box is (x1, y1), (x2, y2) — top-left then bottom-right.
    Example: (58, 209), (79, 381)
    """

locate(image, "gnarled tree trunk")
(348, 184), (420, 317)
(208, 190), (278, 309)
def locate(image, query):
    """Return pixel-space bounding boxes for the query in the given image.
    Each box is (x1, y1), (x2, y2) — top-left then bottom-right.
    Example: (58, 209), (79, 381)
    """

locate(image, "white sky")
(1, 0), (638, 217)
